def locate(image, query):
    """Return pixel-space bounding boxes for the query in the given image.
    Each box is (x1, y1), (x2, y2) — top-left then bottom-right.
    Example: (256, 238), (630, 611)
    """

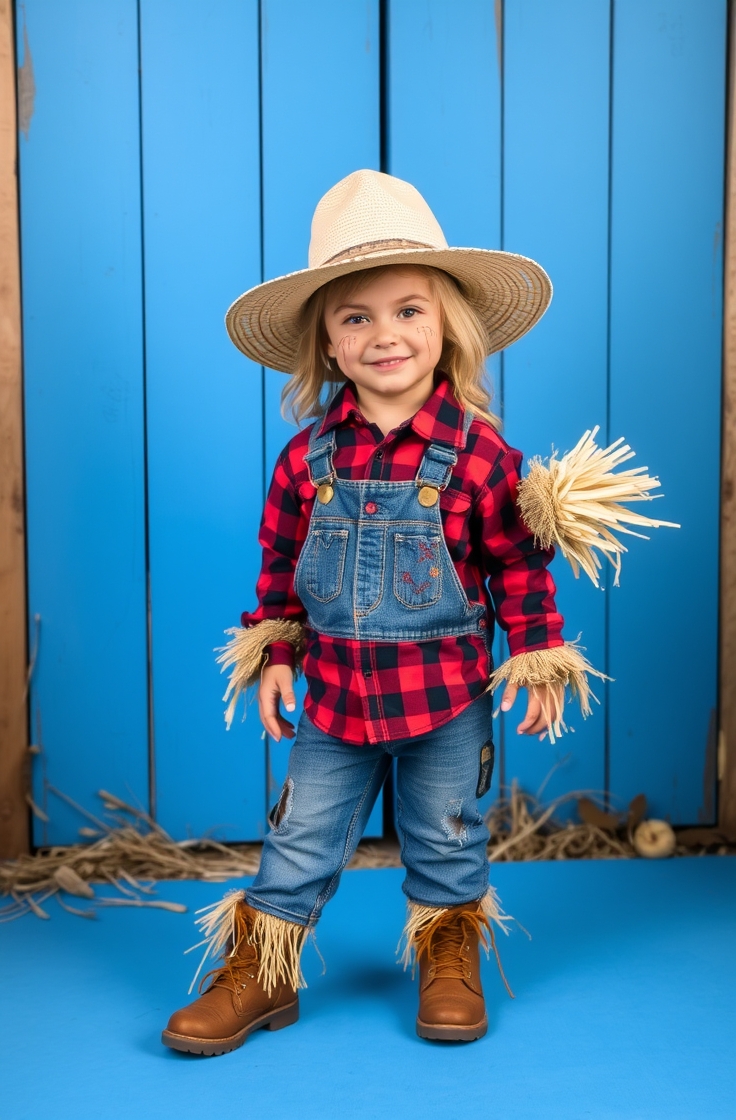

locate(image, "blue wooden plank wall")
(18, 0), (149, 846)
(18, 0), (726, 842)
(502, 0), (611, 808)
(139, 0), (266, 840)
(608, 0), (726, 822)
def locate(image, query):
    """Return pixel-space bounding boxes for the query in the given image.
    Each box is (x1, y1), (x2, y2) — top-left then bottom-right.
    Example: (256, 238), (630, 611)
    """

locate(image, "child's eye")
(399, 307), (419, 319)
(344, 314), (368, 325)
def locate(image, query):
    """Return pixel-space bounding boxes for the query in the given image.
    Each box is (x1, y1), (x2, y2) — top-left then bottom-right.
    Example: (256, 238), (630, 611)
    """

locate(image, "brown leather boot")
(162, 897), (302, 1056)
(414, 903), (491, 1042)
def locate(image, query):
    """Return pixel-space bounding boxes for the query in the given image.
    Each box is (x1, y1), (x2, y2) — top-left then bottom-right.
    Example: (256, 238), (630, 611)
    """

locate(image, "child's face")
(323, 267), (443, 410)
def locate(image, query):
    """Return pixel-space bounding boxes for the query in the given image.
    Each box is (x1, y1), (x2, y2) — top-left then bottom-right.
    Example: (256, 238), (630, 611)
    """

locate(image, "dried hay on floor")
(487, 783), (637, 861)
(0, 789), (262, 923)
(487, 783), (735, 861)
(1, 785), (733, 923)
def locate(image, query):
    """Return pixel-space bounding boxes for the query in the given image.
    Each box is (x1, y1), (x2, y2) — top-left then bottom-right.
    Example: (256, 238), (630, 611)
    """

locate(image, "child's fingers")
(280, 686), (297, 714)
(516, 692), (537, 733)
(258, 687), (284, 741)
(500, 683), (518, 712)
(276, 715), (296, 740)
(519, 686), (565, 736)
(259, 690), (297, 740)
(517, 694), (546, 735)
(525, 713), (551, 735)
(260, 709), (295, 742)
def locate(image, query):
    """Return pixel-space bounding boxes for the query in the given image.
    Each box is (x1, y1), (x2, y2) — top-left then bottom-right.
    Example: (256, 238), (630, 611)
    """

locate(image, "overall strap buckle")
(304, 426), (337, 487)
(415, 409), (471, 506)
(416, 442), (458, 492)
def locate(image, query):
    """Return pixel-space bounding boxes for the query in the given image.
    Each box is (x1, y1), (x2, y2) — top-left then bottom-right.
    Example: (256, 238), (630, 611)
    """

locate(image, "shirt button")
(364, 501), (378, 514)
(375, 450), (383, 459)
(364, 669), (373, 678)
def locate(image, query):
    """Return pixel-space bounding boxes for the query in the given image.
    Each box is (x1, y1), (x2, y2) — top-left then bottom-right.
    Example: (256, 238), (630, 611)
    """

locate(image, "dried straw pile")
(1, 786), (732, 924)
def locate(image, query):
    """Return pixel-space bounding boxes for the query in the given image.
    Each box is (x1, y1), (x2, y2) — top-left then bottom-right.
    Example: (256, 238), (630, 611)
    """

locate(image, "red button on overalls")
(364, 501), (378, 514)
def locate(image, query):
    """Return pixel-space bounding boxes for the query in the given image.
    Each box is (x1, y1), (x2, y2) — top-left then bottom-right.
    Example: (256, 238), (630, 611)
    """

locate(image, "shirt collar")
(317, 374), (468, 448)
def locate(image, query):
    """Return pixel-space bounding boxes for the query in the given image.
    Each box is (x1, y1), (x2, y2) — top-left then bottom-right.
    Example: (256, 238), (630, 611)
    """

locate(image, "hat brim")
(225, 246), (552, 374)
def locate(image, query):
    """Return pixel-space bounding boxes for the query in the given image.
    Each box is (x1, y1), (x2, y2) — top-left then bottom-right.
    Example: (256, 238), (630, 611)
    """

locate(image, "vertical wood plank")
(388, 0), (501, 250)
(608, 0), (726, 822)
(261, 0), (383, 833)
(17, 0), (148, 845)
(387, 0), (503, 813)
(140, 0), (266, 840)
(0, 0), (27, 857)
(502, 0), (610, 807)
(720, 0), (736, 838)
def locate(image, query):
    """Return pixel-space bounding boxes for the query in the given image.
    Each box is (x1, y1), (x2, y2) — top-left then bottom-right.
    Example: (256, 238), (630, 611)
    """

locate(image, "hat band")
(319, 237), (437, 266)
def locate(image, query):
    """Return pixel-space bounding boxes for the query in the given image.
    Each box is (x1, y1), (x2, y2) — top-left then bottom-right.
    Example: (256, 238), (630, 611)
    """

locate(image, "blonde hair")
(282, 264), (500, 430)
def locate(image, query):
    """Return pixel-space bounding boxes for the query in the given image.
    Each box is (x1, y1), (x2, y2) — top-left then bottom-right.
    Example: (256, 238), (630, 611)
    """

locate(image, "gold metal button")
(316, 483), (334, 504)
(417, 486), (439, 508)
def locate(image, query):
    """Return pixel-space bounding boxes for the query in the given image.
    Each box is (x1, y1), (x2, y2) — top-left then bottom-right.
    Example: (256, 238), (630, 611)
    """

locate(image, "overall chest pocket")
(299, 528), (349, 603)
(393, 534), (443, 608)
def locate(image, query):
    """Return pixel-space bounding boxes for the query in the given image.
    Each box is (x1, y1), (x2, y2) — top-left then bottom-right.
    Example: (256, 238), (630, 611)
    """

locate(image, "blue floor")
(1, 858), (734, 1120)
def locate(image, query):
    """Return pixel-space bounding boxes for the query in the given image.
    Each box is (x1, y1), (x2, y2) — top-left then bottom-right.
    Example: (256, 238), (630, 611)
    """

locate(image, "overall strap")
(303, 423), (337, 487)
(416, 442), (458, 490)
(415, 408), (473, 490)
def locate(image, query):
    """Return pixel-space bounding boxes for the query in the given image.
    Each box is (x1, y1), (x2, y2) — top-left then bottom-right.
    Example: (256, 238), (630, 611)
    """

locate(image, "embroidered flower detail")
(401, 571), (431, 593)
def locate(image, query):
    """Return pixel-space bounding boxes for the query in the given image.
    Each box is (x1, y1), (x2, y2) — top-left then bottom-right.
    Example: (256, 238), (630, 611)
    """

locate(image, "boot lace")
(199, 934), (260, 1000)
(417, 909), (514, 996)
(423, 914), (480, 979)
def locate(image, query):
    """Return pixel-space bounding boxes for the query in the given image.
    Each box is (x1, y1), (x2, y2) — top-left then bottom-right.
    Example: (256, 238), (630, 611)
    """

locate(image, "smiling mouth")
(369, 356), (411, 368)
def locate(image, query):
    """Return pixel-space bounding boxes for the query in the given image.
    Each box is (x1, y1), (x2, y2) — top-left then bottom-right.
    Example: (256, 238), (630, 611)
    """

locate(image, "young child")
(161, 169), (602, 1056)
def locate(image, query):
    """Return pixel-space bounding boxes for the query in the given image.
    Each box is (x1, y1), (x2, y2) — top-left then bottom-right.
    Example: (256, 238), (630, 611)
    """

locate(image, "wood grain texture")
(0, 0), (28, 858)
(720, 3), (736, 836)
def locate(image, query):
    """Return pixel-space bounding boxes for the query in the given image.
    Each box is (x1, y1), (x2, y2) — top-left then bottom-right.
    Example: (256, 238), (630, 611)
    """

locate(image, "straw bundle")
(517, 427), (679, 586)
(217, 620), (306, 729)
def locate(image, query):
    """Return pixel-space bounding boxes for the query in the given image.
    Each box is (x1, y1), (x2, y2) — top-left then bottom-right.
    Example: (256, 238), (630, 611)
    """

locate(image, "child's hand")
(500, 682), (565, 739)
(258, 664), (297, 742)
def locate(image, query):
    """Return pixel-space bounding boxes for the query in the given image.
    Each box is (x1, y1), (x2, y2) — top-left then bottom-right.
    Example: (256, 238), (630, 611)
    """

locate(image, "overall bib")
(246, 415), (494, 925)
(294, 415), (487, 646)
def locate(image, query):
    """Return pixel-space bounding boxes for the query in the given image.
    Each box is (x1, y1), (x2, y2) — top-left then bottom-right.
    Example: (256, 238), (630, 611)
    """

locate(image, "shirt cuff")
(506, 632), (565, 658)
(266, 641), (296, 669)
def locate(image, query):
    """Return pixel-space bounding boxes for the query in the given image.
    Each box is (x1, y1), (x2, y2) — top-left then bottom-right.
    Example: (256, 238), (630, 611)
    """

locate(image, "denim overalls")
(246, 412), (494, 925)
(293, 414), (487, 646)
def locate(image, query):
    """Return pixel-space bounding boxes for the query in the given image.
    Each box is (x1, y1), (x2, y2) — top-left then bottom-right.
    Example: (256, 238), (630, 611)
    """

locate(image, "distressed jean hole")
(269, 776), (294, 833)
(442, 798), (468, 846)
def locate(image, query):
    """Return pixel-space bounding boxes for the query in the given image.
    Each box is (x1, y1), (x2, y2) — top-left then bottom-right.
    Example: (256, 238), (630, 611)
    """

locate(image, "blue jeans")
(246, 693), (494, 926)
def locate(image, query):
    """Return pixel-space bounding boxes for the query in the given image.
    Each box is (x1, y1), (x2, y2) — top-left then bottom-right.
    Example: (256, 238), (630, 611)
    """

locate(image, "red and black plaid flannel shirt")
(242, 375), (564, 744)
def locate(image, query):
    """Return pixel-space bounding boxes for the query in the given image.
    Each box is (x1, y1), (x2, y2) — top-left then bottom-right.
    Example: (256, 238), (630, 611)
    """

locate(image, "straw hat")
(225, 170), (552, 373)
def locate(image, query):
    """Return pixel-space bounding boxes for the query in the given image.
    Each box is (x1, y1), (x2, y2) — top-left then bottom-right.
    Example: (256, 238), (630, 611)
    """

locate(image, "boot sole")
(416, 1014), (488, 1042)
(161, 998), (299, 1056)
